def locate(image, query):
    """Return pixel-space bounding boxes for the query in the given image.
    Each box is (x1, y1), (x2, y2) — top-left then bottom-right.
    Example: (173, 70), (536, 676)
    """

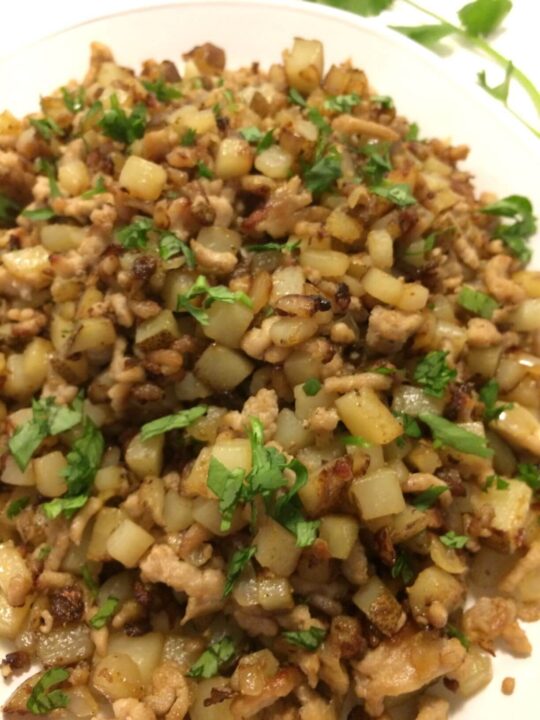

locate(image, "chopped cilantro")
(361, 142), (392, 184)
(324, 93), (361, 112)
(446, 623), (470, 650)
(282, 627), (327, 650)
(414, 350), (457, 398)
(81, 176), (107, 199)
(6, 496), (30, 519)
(371, 181), (416, 207)
(115, 217), (154, 250)
(288, 88), (307, 107)
(0, 194), (21, 226)
(411, 485), (449, 511)
(143, 78), (182, 102)
(99, 95), (147, 144)
(391, 550), (415, 584)
(197, 161), (214, 179)
(30, 117), (62, 141)
(342, 435), (371, 448)
(187, 637), (236, 679)
(484, 473), (510, 491)
(303, 147), (342, 195)
(419, 413), (493, 458)
(61, 86), (86, 113)
(36, 157), (60, 198)
(371, 94), (394, 109)
(517, 463), (540, 492)
(180, 128), (197, 146)
(405, 122), (420, 140)
(481, 195), (536, 263)
(176, 275), (252, 325)
(245, 240), (300, 253)
(479, 379), (512, 422)
(457, 286), (499, 319)
(440, 531), (469, 549)
(140, 405), (208, 440)
(158, 232), (195, 267)
(223, 546), (257, 597)
(27, 668), (70, 714)
(89, 596), (119, 629)
(22, 207), (55, 221)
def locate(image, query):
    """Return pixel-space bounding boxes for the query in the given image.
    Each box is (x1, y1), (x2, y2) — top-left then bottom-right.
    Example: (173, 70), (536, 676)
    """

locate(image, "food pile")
(0, 37), (539, 720)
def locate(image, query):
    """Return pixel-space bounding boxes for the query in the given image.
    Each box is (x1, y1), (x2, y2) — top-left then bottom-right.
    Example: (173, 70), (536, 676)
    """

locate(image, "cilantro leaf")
(288, 88), (307, 107)
(478, 61), (514, 103)
(6, 496), (30, 519)
(309, 0), (393, 16)
(390, 23), (455, 46)
(61, 86), (86, 113)
(27, 668), (70, 715)
(116, 217), (154, 250)
(342, 435), (371, 448)
(224, 546), (257, 597)
(303, 147), (342, 195)
(9, 397), (83, 470)
(158, 232), (195, 267)
(446, 623), (471, 649)
(391, 550), (415, 584)
(361, 142), (392, 184)
(239, 126), (264, 143)
(307, 108), (331, 158)
(479, 379), (512, 422)
(418, 413), (493, 458)
(517, 463), (540, 492)
(143, 78), (182, 102)
(481, 195), (536, 263)
(207, 457), (246, 532)
(36, 157), (60, 199)
(411, 485), (449, 511)
(484, 473), (510, 491)
(324, 93), (362, 112)
(81, 564), (99, 599)
(176, 275), (253, 325)
(245, 240), (300, 253)
(197, 161), (214, 179)
(99, 95), (147, 144)
(371, 94), (394, 109)
(371, 366), (396, 376)
(370, 181), (416, 207)
(405, 122), (420, 141)
(303, 378), (322, 396)
(30, 117), (62, 141)
(414, 351), (457, 398)
(187, 636), (236, 679)
(89, 596), (119, 629)
(140, 405), (208, 440)
(180, 128), (197, 146)
(458, 0), (512, 37)
(282, 627), (327, 650)
(440, 531), (469, 548)
(22, 207), (55, 221)
(81, 176), (107, 199)
(394, 411), (423, 439)
(457, 286), (499, 319)
(0, 194), (21, 226)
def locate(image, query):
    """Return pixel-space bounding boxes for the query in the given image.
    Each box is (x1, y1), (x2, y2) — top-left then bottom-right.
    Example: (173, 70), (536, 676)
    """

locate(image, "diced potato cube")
(336, 387), (403, 444)
(69, 317), (116, 353)
(163, 491), (194, 533)
(362, 267), (403, 305)
(195, 345), (254, 391)
(351, 467), (406, 520)
(135, 310), (179, 351)
(367, 229), (393, 269)
(92, 653), (144, 701)
(0, 542), (33, 601)
(510, 299), (540, 331)
(396, 283), (429, 311)
(300, 249), (350, 277)
(0, 593), (32, 640)
(269, 317), (318, 347)
(353, 576), (405, 636)
(215, 138), (253, 179)
(492, 403), (540, 457)
(125, 433), (164, 479)
(254, 146), (293, 179)
(257, 578), (294, 611)
(190, 678), (234, 720)
(58, 160), (90, 195)
(471, 479), (532, 552)
(211, 439), (252, 472)
(407, 567), (464, 625)
(88, 508), (126, 561)
(283, 38), (324, 93)
(192, 497), (245, 536)
(106, 519), (155, 567)
(294, 383), (335, 421)
(119, 155), (167, 201)
(94, 465), (127, 495)
(319, 515), (359, 559)
(2, 455), (36, 486)
(41, 224), (86, 252)
(254, 519), (302, 576)
(203, 302), (254, 348)
(107, 632), (164, 683)
(513, 270), (540, 298)
(325, 208), (362, 244)
(196, 226), (242, 253)
(2, 246), (51, 288)
(33, 451), (68, 498)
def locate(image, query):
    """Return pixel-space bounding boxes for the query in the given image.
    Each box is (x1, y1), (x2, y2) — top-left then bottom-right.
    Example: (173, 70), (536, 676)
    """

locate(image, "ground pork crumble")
(0, 36), (538, 720)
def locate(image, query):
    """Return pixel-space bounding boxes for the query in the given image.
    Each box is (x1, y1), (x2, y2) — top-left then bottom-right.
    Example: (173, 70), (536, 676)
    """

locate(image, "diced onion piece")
(41, 224), (86, 252)
(107, 632), (164, 684)
(125, 434), (164, 479)
(0, 542), (32, 601)
(70, 317), (116, 353)
(33, 451), (68, 498)
(319, 515), (359, 559)
(2, 246), (51, 288)
(204, 301), (254, 348)
(351, 467), (406, 520)
(284, 350), (322, 386)
(170, 104), (217, 133)
(119, 155), (166, 201)
(106, 519), (155, 567)
(97, 572), (135, 606)
(496, 355), (528, 392)
(212, 438), (252, 472)
(336, 387), (403, 444)
(135, 310), (179, 351)
(283, 38), (324, 93)
(274, 409), (314, 452)
(407, 442), (442, 474)
(430, 537), (467, 574)
(195, 345), (254, 391)
(300, 249), (350, 278)
(197, 226), (242, 252)
(510, 299), (540, 331)
(353, 576), (405, 636)
(92, 653), (144, 701)
(215, 138), (253, 179)
(325, 208), (363, 244)
(254, 145), (293, 179)
(367, 229), (393, 269)
(271, 266), (305, 301)
(362, 267), (403, 305)
(94, 465), (126, 495)
(58, 160), (90, 195)
(254, 519), (302, 576)
(392, 384), (445, 417)
(37, 625), (93, 666)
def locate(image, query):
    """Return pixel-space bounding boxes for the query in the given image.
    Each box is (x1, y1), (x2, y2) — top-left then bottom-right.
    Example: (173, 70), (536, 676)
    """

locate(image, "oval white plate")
(0, 1), (539, 717)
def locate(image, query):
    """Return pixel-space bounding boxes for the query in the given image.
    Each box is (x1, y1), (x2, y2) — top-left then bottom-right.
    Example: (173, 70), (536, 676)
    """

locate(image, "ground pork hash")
(0, 35), (539, 720)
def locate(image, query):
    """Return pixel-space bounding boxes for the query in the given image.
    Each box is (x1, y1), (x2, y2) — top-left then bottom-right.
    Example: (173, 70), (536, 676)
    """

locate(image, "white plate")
(0, 1), (539, 717)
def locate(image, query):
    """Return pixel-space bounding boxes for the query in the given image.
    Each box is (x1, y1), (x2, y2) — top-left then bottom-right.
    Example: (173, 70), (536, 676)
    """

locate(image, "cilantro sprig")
(411, 485), (449, 511)
(414, 351), (457, 398)
(440, 531), (469, 548)
(143, 78), (182, 102)
(479, 379), (512, 422)
(27, 668), (70, 715)
(238, 126), (275, 154)
(224, 546), (257, 597)
(457, 286), (499, 319)
(282, 627), (327, 650)
(324, 93), (362, 112)
(391, 550), (415, 584)
(481, 195), (537, 263)
(187, 637), (236, 679)
(418, 413), (493, 458)
(30, 117), (62, 141)
(99, 95), (147, 144)
(176, 275), (253, 325)
(89, 596), (119, 629)
(140, 405), (208, 440)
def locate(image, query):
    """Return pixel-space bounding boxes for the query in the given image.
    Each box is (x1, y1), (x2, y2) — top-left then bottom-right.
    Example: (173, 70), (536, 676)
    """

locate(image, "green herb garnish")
(223, 546), (257, 597)
(457, 286), (499, 319)
(115, 217), (154, 250)
(370, 181), (416, 207)
(282, 627), (327, 650)
(22, 207), (55, 221)
(324, 93), (361, 112)
(187, 637), (236, 679)
(411, 485), (449, 511)
(440, 531), (469, 548)
(6, 496), (30, 519)
(245, 240), (300, 253)
(517, 463), (540, 492)
(99, 95), (147, 144)
(30, 117), (62, 141)
(89, 596), (119, 629)
(303, 147), (342, 195)
(197, 161), (214, 179)
(176, 275), (252, 325)
(158, 232), (195, 267)
(61, 86), (86, 113)
(27, 668), (70, 715)
(81, 176), (107, 199)
(140, 405), (208, 440)
(446, 623), (471, 650)
(479, 379), (512, 422)
(342, 435), (371, 448)
(391, 550), (415, 584)
(484, 473), (510, 491)
(180, 128), (197, 146)
(481, 195), (536, 264)
(143, 78), (182, 102)
(419, 412), (493, 458)
(288, 88), (307, 107)
(414, 350), (457, 398)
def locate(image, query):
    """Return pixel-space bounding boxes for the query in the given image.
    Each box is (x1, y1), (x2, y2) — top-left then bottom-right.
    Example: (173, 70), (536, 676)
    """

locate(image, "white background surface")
(0, 1), (539, 718)
(2, 0), (540, 134)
